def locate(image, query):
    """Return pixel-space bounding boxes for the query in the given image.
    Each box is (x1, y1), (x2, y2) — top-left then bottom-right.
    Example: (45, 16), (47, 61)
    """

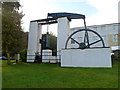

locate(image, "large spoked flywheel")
(65, 29), (105, 49)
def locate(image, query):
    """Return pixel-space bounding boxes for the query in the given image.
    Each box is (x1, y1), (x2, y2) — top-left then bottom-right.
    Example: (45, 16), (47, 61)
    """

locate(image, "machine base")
(61, 48), (112, 67)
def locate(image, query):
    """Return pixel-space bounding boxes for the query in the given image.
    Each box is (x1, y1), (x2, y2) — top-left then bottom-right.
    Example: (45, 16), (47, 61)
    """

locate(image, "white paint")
(49, 56), (61, 63)
(111, 46), (120, 50)
(42, 49), (52, 63)
(37, 24), (42, 53)
(27, 22), (42, 62)
(57, 17), (71, 53)
(50, 56), (57, 63)
(61, 48), (112, 67)
(15, 54), (20, 62)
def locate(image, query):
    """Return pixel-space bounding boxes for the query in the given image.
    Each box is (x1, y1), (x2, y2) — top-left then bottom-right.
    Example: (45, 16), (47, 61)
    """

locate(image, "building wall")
(70, 23), (120, 50)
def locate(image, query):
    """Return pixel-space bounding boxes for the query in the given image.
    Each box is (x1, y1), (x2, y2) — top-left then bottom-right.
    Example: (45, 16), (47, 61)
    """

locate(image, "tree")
(2, 2), (24, 65)
(21, 32), (28, 50)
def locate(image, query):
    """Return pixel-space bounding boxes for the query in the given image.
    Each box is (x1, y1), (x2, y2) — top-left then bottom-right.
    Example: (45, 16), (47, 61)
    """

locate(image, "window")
(112, 34), (118, 42)
(101, 25), (106, 30)
(112, 25), (117, 30)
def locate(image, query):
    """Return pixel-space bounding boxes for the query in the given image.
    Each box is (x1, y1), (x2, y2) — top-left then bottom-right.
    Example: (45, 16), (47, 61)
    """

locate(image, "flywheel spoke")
(88, 40), (101, 46)
(71, 37), (80, 45)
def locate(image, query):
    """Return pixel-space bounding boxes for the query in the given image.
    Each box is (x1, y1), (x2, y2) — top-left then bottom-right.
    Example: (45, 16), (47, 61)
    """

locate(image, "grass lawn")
(2, 60), (119, 88)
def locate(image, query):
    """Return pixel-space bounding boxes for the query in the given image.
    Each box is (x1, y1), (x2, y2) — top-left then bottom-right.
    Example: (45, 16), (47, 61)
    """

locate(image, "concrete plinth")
(42, 49), (52, 63)
(61, 48), (112, 67)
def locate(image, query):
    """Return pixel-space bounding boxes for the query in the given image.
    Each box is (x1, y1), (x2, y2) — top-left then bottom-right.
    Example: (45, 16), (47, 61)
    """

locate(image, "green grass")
(2, 61), (119, 88)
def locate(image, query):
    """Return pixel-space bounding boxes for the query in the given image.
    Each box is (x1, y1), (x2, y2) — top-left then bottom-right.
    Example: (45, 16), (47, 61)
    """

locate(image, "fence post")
(15, 54), (20, 63)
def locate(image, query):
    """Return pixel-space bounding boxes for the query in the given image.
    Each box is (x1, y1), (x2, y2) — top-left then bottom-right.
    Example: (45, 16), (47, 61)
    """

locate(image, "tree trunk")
(6, 51), (11, 65)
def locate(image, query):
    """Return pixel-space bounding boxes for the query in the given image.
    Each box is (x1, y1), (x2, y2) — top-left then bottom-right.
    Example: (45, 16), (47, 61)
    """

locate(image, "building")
(70, 23), (120, 51)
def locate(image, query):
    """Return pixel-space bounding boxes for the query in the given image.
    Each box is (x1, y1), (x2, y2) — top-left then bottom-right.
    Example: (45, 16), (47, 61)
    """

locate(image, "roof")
(48, 12), (85, 19)
(31, 12), (85, 25)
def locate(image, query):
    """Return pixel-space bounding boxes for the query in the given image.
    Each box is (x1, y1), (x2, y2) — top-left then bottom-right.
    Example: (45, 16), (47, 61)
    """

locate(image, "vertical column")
(27, 21), (42, 62)
(57, 17), (71, 57)
(36, 24), (42, 53)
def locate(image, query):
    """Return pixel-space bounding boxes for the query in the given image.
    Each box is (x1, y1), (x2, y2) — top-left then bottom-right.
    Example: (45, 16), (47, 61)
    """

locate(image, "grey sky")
(20, 0), (119, 35)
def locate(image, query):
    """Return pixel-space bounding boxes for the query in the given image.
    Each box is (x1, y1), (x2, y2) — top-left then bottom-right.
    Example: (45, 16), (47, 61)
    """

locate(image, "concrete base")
(27, 55), (35, 62)
(61, 48), (112, 67)
(42, 49), (52, 63)
(50, 56), (58, 63)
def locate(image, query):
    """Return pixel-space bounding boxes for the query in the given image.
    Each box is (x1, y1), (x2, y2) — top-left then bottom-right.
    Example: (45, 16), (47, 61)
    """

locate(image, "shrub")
(111, 54), (120, 62)
(19, 49), (27, 62)
(117, 54), (120, 61)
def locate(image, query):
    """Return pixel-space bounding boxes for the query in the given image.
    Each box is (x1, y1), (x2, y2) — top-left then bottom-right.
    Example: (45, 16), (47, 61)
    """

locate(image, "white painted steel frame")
(61, 48), (112, 67)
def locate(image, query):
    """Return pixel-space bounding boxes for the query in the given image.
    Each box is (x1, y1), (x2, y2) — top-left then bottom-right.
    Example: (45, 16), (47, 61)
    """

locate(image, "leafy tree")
(2, 2), (24, 65)
(21, 32), (28, 50)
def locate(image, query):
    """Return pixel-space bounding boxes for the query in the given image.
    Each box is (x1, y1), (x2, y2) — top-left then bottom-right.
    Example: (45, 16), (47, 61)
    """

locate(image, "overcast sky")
(20, 0), (119, 35)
